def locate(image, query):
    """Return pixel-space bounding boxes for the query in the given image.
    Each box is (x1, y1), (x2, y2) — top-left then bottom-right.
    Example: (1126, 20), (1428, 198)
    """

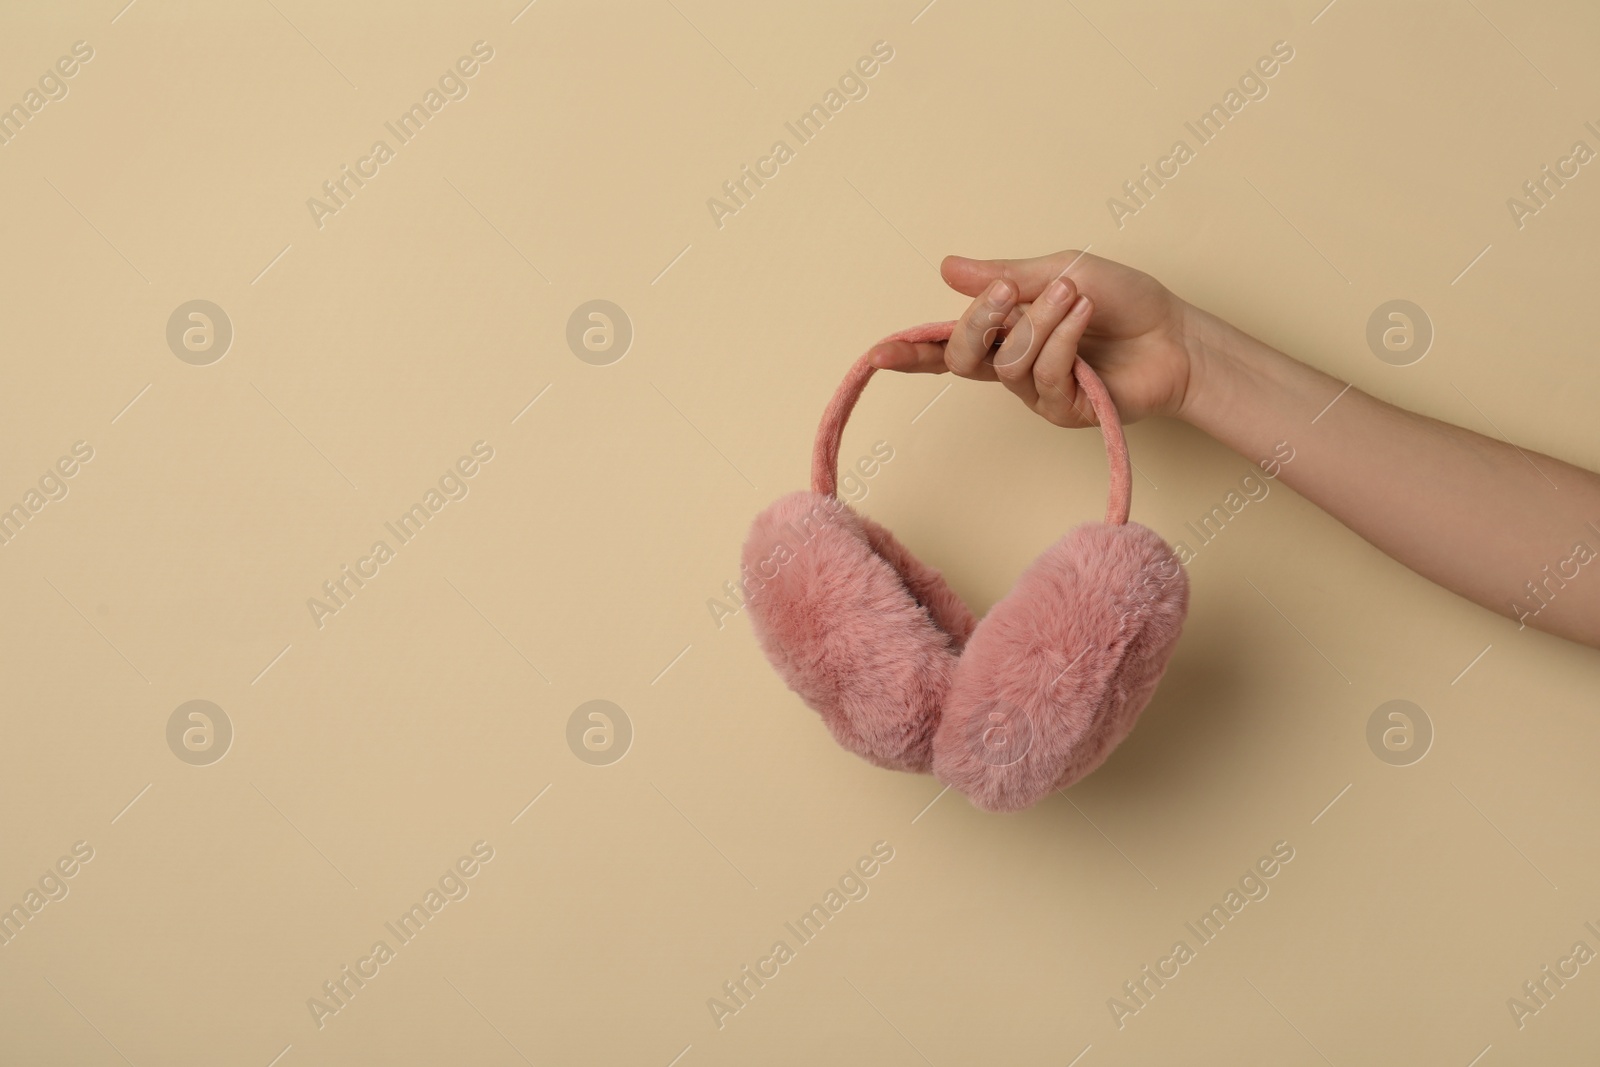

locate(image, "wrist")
(1171, 301), (1344, 456)
(1174, 301), (1240, 432)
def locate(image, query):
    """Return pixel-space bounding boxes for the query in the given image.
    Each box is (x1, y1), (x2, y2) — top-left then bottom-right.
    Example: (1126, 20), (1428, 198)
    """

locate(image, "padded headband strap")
(811, 320), (1133, 526)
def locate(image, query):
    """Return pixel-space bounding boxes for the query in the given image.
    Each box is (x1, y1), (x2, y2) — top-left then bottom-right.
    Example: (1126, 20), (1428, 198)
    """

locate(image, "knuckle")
(965, 307), (1006, 343)
(994, 355), (1028, 381)
(1034, 365), (1066, 395)
(993, 321), (1035, 374)
(1038, 402), (1073, 428)
(946, 347), (984, 377)
(946, 354), (978, 377)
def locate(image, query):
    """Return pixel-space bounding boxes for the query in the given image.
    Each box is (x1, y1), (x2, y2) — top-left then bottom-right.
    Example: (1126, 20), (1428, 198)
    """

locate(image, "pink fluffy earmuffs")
(742, 320), (1189, 813)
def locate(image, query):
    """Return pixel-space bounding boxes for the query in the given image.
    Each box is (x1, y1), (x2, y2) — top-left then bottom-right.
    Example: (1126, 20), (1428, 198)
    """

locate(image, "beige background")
(2, 0), (1598, 1063)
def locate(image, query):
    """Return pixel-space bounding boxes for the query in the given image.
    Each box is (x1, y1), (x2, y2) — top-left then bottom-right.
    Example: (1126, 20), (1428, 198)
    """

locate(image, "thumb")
(941, 251), (1086, 300)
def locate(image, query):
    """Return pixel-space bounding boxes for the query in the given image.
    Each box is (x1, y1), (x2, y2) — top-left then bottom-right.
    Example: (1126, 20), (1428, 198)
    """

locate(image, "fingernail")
(986, 280), (1014, 308)
(868, 345), (896, 368)
(1072, 296), (1093, 317)
(1043, 277), (1073, 305)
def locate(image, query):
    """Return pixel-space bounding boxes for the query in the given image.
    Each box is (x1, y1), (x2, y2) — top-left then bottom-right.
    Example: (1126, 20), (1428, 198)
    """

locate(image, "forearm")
(1177, 305), (1600, 648)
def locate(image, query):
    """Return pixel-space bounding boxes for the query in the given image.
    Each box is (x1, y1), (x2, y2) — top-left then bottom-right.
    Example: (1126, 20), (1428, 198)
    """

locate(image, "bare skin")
(868, 250), (1600, 650)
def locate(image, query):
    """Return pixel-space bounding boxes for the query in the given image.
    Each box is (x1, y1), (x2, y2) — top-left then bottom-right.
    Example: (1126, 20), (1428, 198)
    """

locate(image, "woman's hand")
(868, 251), (1197, 427)
(869, 251), (1600, 648)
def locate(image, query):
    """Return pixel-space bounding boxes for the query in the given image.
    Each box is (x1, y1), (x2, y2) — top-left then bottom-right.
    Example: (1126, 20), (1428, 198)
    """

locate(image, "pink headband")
(810, 320), (1133, 525)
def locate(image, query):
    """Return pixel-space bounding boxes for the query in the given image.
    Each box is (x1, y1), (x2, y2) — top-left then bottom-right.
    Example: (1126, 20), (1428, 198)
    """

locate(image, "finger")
(1032, 295), (1095, 427)
(941, 250), (1089, 301)
(943, 278), (1013, 380)
(867, 340), (949, 373)
(991, 274), (1080, 406)
(867, 305), (1025, 375)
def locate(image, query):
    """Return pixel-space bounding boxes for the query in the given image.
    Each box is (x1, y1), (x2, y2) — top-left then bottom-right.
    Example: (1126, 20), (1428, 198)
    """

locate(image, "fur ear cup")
(743, 491), (977, 773)
(930, 522), (1188, 813)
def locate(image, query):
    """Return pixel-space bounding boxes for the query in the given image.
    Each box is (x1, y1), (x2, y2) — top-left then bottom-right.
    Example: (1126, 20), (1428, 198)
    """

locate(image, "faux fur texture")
(743, 319), (1189, 812)
(743, 499), (1186, 810)
(742, 491), (975, 773)
(929, 521), (1187, 812)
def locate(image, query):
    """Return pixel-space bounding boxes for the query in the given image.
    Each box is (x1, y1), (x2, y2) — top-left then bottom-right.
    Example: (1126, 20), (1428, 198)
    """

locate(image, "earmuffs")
(742, 320), (1189, 813)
